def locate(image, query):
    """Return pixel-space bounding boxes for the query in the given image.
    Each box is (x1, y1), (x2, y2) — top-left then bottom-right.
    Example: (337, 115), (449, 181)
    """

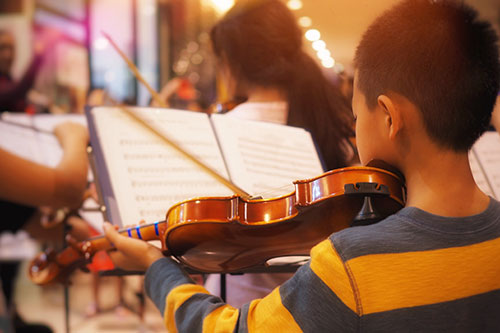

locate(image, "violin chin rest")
(351, 196), (383, 227)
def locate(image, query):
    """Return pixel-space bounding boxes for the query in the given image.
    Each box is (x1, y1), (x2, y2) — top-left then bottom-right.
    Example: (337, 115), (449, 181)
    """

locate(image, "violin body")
(29, 165), (405, 285)
(165, 166), (405, 272)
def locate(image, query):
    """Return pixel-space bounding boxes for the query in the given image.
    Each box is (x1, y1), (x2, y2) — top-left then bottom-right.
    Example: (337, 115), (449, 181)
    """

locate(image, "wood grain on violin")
(29, 165), (405, 285)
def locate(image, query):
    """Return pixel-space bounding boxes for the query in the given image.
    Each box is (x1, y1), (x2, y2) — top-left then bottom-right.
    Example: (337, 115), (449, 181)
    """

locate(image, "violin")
(29, 165), (405, 285)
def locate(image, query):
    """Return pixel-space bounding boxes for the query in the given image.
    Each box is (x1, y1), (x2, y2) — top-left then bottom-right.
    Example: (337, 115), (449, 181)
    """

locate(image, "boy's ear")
(377, 94), (403, 140)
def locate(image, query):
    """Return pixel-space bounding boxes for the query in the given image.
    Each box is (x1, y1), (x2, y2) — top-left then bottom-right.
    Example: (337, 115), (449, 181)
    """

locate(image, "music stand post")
(62, 219), (71, 333)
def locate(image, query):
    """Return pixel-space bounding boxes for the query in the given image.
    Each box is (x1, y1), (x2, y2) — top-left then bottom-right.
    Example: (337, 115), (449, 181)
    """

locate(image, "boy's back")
(311, 200), (500, 331)
(344, 0), (500, 329)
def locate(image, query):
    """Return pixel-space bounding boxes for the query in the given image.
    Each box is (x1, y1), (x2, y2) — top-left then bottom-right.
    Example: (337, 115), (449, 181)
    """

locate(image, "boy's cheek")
(355, 122), (370, 165)
(355, 133), (370, 165)
(356, 141), (372, 166)
(356, 130), (385, 166)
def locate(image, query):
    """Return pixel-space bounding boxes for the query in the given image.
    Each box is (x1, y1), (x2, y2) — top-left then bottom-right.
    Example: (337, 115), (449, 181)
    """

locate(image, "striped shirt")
(145, 197), (500, 332)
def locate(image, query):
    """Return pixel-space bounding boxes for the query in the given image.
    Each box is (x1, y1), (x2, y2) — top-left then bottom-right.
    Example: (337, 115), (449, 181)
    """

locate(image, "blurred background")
(1, 0), (498, 114)
(1, 1), (499, 332)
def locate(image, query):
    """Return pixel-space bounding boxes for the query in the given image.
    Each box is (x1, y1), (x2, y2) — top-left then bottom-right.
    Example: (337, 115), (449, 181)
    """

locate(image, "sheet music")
(1, 113), (93, 180)
(211, 114), (324, 197)
(1, 112), (33, 126)
(1, 112), (87, 131)
(89, 107), (234, 227)
(32, 114), (87, 168)
(470, 131), (500, 199)
(0, 120), (60, 167)
(32, 113), (87, 132)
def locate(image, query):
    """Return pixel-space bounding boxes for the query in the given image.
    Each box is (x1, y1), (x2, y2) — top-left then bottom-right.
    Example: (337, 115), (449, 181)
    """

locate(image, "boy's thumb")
(103, 222), (120, 245)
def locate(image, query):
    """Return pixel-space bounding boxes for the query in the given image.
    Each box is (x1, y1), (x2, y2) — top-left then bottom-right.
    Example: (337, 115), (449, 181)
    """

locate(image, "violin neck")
(56, 221), (167, 266)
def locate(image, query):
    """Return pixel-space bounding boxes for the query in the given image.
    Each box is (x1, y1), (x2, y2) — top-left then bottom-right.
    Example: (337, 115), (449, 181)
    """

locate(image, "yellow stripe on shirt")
(202, 304), (239, 333)
(165, 284), (209, 332)
(348, 236), (500, 314)
(309, 239), (359, 313)
(247, 288), (302, 332)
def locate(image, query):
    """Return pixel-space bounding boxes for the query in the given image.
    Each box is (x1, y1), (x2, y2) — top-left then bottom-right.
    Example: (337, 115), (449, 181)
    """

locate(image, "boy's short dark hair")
(354, 0), (500, 151)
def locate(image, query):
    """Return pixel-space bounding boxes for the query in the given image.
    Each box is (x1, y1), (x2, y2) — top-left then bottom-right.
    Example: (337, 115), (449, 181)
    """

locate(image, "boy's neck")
(402, 147), (490, 217)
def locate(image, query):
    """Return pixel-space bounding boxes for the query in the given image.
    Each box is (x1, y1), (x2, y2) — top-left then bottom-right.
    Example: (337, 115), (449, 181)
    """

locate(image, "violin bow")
(108, 97), (251, 198)
(99, 34), (250, 198)
(101, 31), (167, 108)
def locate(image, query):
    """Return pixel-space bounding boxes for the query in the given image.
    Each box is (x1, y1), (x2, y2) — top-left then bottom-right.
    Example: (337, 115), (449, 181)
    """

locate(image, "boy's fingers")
(108, 251), (135, 270)
(103, 221), (160, 271)
(103, 222), (124, 247)
(104, 222), (146, 253)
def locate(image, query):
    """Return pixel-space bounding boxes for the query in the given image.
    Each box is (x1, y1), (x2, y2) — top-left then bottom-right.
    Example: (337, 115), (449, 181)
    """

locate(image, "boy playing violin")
(103, 0), (500, 331)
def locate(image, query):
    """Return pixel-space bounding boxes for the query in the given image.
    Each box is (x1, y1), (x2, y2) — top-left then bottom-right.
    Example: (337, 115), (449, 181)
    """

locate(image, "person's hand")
(39, 206), (68, 228)
(103, 222), (164, 271)
(150, 78), (182, 107)
(53, 122), (89, 149)
(87, 89), (108, 107)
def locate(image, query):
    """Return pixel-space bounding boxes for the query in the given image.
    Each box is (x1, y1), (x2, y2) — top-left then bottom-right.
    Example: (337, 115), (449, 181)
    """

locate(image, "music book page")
(87, 107), (324, 227)
(1, 113), (93, 177)
(470, 131), (500, 199)
(2, 112), (87, 130)
(0, 117), (60, 168)
(87, 107), (234, 227)
(211, 114), (324, 197)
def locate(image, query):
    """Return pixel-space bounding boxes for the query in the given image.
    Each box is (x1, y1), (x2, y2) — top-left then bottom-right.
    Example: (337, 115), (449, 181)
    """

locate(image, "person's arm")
(0, 27), (60, 109)
(0, 122), (89, 208)
(0, 55), (43, 107)
(103, 223), (359, 332)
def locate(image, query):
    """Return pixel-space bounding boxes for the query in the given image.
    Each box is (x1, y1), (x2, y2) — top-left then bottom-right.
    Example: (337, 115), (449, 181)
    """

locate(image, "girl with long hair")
(205, 0), (355, 307)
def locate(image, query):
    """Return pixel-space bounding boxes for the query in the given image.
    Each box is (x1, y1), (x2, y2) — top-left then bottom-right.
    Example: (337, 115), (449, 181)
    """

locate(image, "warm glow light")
(207, 0), (234, 13)
(317, 49), (331, 60)
(287, 0), (302, 10)
(94, 37), (109, 50)
(141, 3), (156, 16)
(312, 40), (326, 51)
(322, 57), (335, 68)
(298, 16), (312, 27)
(305, 29), (320, 41)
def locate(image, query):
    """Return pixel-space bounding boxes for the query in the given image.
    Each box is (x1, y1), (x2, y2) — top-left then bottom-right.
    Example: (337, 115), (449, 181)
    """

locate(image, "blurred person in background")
(0, 28), (58, 114)
(0, 120), (89, 333)
(204, 0), (355, 308)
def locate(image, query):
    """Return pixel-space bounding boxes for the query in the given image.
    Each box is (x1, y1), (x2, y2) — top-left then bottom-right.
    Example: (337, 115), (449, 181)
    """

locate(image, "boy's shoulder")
(330, 198), (500, 263)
